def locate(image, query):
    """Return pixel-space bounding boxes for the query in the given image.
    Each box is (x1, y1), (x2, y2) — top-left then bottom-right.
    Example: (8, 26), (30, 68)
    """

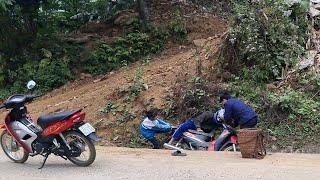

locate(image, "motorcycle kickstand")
(60, 155), (68, 160)
(39, 153), (50, 170)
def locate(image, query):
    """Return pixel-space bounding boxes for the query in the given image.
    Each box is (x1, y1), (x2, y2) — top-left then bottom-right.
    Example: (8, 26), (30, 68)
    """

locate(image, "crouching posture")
(140, 108), (171, 149)
(168, 109), (224, 145)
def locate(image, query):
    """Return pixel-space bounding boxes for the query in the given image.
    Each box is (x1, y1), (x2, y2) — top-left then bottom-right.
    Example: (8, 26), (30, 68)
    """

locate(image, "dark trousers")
(172, 120), (197, 141)
(149, 137), (161, 149)
(240, 117), (258, 129)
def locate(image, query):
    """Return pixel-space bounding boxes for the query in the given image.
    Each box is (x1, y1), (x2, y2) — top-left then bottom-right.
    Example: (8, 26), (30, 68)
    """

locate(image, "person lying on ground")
(167, 109), (224, 145)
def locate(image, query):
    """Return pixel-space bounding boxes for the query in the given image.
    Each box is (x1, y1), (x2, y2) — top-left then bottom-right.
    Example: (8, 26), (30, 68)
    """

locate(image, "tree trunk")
(137, 0), (149, 31)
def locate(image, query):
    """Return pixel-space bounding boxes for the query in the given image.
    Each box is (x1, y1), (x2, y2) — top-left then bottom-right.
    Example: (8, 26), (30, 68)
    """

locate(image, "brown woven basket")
(237, 128), (266, 159)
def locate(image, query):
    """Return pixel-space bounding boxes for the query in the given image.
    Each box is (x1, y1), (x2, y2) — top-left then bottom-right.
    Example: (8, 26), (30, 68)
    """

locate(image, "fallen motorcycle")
(164, 123), (239, 152)
(0, 80), (100, 169)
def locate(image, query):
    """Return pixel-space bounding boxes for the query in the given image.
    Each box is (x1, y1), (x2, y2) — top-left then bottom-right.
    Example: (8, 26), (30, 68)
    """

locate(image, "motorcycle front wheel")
(64, 131), (96, 167)
(0, 130), (29, 163)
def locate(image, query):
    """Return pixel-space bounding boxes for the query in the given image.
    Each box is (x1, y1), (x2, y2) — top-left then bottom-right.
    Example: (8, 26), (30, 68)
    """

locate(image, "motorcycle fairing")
(214, 129), (231, 151)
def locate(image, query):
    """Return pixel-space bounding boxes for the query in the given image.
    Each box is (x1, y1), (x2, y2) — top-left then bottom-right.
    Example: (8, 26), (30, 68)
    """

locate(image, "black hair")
(219, 91), (231, 103)
(200, 119), (215, 133)
(145, 108), (159, 120)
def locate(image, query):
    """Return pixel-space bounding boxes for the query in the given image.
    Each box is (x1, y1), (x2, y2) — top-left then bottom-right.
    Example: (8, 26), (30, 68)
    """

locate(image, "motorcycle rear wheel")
(0, 130), (29, 163)
(64, 131), (96, 167)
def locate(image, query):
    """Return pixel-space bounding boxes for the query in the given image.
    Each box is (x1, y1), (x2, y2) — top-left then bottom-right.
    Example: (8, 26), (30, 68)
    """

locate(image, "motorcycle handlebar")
(0, 94), (41, 110)
(222, 123), (236, 133)
(26, 94), (42, 102)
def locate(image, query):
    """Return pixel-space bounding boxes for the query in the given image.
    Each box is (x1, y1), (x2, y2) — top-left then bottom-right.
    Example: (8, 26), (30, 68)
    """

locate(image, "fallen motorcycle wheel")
(221, 144), (240, 152)
(64, 131), (96, 166)
(0, 130), (29, 163)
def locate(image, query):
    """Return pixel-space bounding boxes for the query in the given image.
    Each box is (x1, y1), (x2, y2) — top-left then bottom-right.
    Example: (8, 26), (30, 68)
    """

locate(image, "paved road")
(0, 146), (320, 180)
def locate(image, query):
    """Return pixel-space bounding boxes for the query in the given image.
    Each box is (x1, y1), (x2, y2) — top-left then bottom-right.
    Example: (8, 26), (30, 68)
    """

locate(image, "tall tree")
(136, 0), (149, 31)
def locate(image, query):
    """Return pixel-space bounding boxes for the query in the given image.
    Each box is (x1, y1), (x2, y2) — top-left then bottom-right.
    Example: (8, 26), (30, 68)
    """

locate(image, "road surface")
(0, 146), (320, 180)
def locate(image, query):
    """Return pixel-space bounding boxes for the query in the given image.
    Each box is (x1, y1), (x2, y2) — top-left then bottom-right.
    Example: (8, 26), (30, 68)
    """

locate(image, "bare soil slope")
(0, 3), (227, 145)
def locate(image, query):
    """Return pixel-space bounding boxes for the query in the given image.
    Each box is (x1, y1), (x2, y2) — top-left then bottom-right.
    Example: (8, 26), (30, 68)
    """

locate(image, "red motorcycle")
(0, 81), (99, 169)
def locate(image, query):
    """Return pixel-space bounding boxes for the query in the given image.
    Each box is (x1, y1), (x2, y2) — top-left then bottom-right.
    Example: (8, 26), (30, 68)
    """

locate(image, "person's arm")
(152, 119), (171, 132)
(226, 119), (236, 128)
(194, 111), (213, 127)
(224, 103), (232, 122)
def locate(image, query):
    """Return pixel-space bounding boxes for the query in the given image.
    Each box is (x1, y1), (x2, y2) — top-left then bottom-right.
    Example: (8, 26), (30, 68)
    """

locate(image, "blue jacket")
(140, 118), (171, 139)
(223, 98), (257, 126)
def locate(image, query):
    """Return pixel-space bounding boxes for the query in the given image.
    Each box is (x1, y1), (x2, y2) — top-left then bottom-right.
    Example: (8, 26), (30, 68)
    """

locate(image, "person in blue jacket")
(140, 108), (171, 149)
(219, 92), (258, 129)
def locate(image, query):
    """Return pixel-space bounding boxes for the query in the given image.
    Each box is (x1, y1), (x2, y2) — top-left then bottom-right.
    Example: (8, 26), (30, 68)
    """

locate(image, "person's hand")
(171, 125), (178, 129)
(216, 117), (223, 123)
(227, 119), (236, 128)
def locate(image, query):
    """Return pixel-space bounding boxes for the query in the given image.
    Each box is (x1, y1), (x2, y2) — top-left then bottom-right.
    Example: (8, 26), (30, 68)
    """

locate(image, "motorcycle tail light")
(72, 112), (85, 123)
(231, 136), (238, 144)
(73, 117), (81, 123)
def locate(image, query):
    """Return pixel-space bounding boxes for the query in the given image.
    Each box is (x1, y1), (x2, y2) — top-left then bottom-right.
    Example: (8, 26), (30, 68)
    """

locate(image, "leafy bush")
(227, 79), (263, 112)
(168, 20), (188, 42)
(268, 90), (320, 122)
(298, 72), (320, 92)
(116, 106), (136, 124)
(165, 76), (221, 121)
(0, 39), (76, 99)
(184, 77), (210, 108)
(84, 31), (166, 75)
(100, 102), (135, 124)
(100, 94), (137, 122)
(100, 101), (120, 115)
(187, 0), (232, 15)
(221, 0), (308, 82)
(127, 133), (150, 148)
(124, 67), (145, 102)
(267, 89), (320, 145)
(35, 59), (72, 91)
(39, 0), (136, 32)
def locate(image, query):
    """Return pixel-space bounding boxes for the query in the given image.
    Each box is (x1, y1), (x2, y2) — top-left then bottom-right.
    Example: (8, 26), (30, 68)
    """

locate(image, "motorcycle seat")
(37, 109), (81, 128)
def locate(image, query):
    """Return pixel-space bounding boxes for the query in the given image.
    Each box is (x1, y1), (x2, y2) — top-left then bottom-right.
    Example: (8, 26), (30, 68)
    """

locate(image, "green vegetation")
(160, 0), (319, 151)
(225, 72), (320, 150)
(100, 67), (146, 127)
(84, 32), (165, 75)
(0, 0), (170, 100)
(124, 67), (145, 102)
(168, 20), (188, 42)
(100, 101), (135, 124)
(100, 101), (120, 115)
(1, 0), (318, 152)
(220, 0), (308, 82)
(216, 0), (319, 151)
(127, 133), (150, 148)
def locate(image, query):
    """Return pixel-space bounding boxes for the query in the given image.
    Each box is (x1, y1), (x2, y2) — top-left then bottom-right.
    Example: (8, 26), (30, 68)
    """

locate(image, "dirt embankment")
(0, 2), (228, 145)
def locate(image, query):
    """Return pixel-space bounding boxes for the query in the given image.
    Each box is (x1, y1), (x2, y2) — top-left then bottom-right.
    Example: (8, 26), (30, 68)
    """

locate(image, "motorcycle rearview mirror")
(27, 80), (36, 90)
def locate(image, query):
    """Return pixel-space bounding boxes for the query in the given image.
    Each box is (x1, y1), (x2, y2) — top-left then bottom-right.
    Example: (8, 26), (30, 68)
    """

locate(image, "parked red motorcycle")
(0, 81), (100, 169)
